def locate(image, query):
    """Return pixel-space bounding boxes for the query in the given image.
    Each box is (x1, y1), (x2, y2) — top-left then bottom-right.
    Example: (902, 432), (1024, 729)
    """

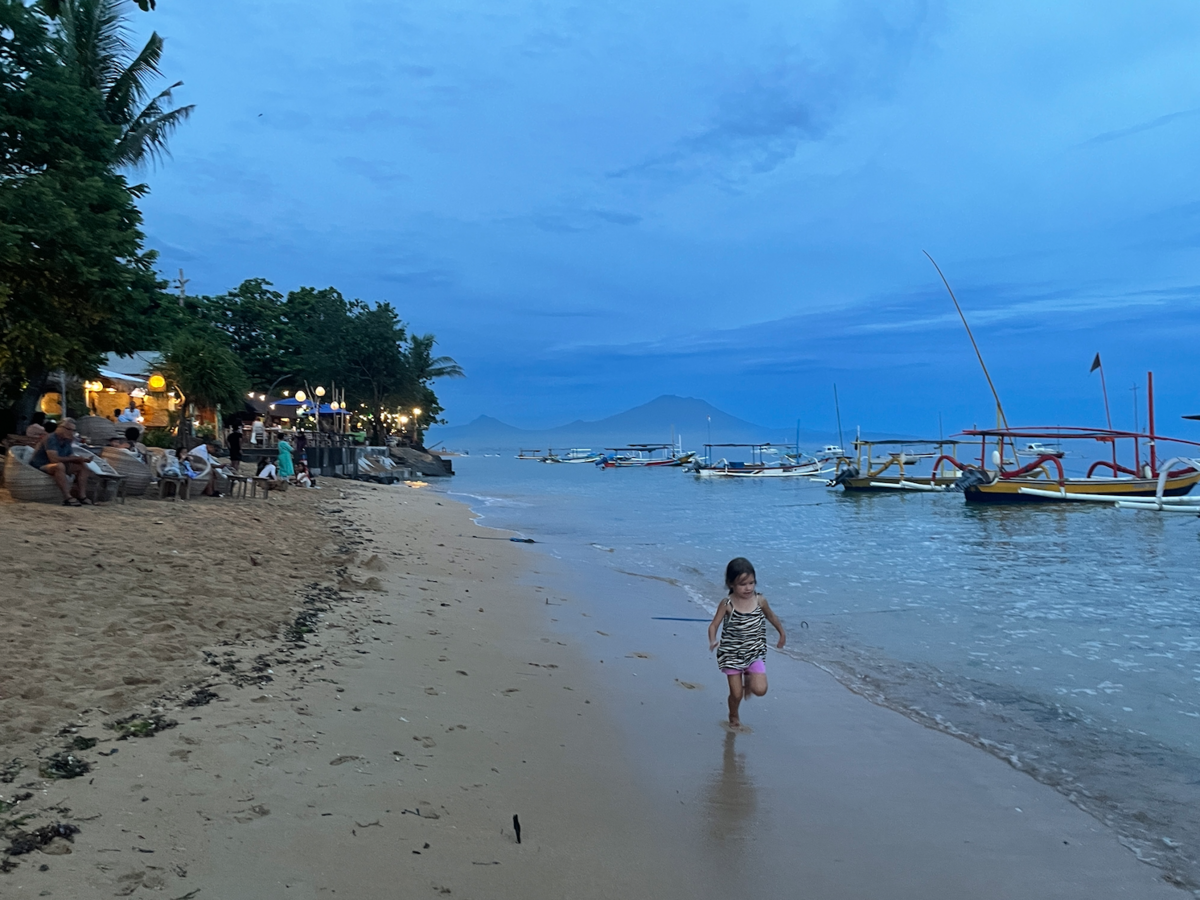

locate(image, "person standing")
(227, 425), (244, 473)
(276, 437), (295, 480)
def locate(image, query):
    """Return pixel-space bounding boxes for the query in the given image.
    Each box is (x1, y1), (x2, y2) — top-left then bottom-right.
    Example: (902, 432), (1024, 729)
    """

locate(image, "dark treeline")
(0, 0), (460, 443)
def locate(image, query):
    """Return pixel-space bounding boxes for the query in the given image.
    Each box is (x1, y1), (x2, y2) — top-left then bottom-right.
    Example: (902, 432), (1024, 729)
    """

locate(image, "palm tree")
(49, 0), (193, 169)
(406, 334), (465, 383)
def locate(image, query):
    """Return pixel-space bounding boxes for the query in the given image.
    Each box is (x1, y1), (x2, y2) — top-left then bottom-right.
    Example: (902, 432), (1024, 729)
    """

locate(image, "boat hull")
(696, 465), (822, 478)
(838, 474), (961, 492)
(964, 471), (1200, 503)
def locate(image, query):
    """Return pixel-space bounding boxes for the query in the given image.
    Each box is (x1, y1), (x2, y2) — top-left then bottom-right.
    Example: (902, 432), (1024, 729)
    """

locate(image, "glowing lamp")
(399, 416), (409, 424)
(315, 386), (326, 397)
(331, 401), (340, 411)
(148, 374), (166, 391)
(295, 390), (307, 403)
(412, 407), (421, 416)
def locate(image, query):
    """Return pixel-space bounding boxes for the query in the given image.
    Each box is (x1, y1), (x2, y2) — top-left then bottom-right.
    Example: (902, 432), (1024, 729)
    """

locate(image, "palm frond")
(114, 99), (194, 169)
(106, 31), (163, 125)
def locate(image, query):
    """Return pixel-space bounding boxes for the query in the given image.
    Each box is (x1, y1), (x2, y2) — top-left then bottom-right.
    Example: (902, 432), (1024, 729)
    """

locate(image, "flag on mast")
(1090, 352), (1102, 373)
(1090, 352), (1112, 430)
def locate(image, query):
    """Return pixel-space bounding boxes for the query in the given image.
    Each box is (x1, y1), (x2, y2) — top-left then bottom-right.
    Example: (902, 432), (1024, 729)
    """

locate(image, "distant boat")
(1018, 442), (1064, 459)
(543, 448), (604, 464)
(693, 444), (828, 478)
(597, 443), (695, 468)
(516, 448), (546, 461)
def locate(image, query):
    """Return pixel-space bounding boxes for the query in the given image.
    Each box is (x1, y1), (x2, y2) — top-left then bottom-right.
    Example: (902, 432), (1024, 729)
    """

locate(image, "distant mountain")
(428, 395), (843, 451)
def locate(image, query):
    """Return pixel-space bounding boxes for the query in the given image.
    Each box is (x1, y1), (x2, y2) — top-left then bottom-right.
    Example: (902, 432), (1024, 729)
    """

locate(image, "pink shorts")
(721, 659), (766, 676)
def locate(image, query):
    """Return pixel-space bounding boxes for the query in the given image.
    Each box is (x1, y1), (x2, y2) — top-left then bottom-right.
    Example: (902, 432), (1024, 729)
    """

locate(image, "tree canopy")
(0, 0), (168, 421)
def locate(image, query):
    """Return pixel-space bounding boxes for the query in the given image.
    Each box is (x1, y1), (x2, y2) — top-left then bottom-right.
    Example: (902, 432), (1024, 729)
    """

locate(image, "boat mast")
(924, 251), (1010, 431)
(1148, 371), (1156, 475)
(833, 384), (845, 453)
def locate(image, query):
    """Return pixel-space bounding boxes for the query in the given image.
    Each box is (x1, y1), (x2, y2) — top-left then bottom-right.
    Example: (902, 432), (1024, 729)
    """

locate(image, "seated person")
(294, 461), (316, 488)
(124, 427), (149, 461)
(118, 403), (143, 423)
(183, 442), (223, 496)
(25, 411), (47, 439)
(29, 418), (94, 506)
(256, 456), (285, 489)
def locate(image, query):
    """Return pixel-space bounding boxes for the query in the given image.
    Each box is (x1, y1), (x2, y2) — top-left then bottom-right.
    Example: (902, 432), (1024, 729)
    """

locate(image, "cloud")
(530, 206), (642, 233)
(335, 156), (409, 186)
(1083, 107), (1200, 145)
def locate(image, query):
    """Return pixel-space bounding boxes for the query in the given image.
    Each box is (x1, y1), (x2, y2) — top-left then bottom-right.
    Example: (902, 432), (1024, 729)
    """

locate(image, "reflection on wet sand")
(706, 730), (758, 847)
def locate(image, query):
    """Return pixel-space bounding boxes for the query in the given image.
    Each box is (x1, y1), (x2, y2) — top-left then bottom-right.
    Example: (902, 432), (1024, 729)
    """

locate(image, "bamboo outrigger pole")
(923, 251), (1010, 431)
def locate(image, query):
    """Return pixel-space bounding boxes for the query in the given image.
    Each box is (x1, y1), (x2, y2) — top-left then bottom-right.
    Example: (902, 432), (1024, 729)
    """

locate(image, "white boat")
(1018, 442), (1065, 459)
(543, 448), (603, 464)
(693, 444), (828, 478)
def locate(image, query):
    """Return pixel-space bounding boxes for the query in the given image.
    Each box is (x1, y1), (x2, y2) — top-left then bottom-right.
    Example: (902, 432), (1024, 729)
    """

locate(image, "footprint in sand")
(424, 687), (439, 695)
(675, 679), (702, 690)
(627, 652), (651, 659)
(413, 736), (437, 748)
(329, 755), (362, 766)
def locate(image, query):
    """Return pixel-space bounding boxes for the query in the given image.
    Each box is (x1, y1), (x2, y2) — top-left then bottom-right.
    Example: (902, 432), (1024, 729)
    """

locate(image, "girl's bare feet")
(728, 695), (741, 727)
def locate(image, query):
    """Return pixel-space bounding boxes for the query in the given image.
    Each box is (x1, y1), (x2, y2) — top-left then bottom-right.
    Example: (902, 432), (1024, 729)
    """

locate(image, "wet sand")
(0, 482), (1187, 897)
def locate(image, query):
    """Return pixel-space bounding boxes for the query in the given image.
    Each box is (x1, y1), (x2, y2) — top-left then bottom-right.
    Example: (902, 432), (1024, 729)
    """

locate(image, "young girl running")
(708, 557), (786, 728)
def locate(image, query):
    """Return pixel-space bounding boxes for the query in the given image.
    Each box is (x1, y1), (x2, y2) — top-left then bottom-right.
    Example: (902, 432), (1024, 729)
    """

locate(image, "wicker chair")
(76, 415), (119, 445)
(101, 447), (152, 496)
(3, 445), (71, 504)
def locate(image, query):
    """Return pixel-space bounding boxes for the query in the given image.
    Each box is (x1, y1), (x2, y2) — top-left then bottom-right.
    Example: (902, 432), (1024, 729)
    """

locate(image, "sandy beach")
(0, 482), (1187, 898)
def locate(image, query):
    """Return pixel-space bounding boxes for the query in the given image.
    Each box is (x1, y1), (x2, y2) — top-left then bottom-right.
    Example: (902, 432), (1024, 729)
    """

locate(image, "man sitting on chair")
(30, 418), (94, 506)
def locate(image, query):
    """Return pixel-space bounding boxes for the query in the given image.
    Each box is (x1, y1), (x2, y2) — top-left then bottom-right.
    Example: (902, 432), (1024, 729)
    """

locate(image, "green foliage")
(183, 278), (463, 443)
(51, 0), (192, 169)
(0, 0), (169, 410)
(158, 329), (250, 411)
(140, 426), (174, 448)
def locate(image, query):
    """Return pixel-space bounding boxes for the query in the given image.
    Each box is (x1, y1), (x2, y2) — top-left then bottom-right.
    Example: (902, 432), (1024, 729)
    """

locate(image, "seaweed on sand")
(38, 753), (91, 780)
(183, 688), (219, 707)
(0, 760), (23, 784)
(283, 609), (321, 643)
(5, 822), (80, 856)
(108, 713), (178, 740)
(68, 736), (98, 751)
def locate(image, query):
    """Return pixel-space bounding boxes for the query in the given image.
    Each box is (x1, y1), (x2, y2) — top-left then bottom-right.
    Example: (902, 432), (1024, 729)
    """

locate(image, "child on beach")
(708, 557), (786, 728)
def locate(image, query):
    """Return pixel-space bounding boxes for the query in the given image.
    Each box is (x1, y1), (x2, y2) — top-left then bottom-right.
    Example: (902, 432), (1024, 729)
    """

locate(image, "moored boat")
(693, 444), (827, 478)
(597, 443), (695, 468)
(543, 448), (604, 464)
(948, 414), (1200, 504)
(828, 439), (968, 492)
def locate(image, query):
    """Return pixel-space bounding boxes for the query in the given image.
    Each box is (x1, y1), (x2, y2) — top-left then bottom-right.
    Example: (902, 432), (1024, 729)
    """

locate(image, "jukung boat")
(516, 448), (547, 461)
(596, 443), (695, 468)
(942, 423), (1200, 503)
(543, 448), (604, 464)
(692, 444), (828, 478)
(828, 438), (968, 492)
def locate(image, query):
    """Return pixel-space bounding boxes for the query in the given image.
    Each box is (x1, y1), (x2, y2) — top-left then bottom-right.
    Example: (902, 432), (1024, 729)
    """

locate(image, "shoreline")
(443, 465), (1200, 894)
(1, 482), (1188, 897)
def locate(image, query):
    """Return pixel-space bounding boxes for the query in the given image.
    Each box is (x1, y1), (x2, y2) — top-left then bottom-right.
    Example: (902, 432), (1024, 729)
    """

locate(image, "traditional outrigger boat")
(828, 438), (968, 492)
(693, 444), (829, 478)
(516, 448), (546, 461)
(543, 448), (604, 464)
(597, 443), (695, 468)
(941, 422), (1200, 503)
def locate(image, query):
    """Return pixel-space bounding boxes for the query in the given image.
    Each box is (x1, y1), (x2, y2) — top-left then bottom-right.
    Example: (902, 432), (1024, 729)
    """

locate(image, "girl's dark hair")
(725, 557), (756, 590)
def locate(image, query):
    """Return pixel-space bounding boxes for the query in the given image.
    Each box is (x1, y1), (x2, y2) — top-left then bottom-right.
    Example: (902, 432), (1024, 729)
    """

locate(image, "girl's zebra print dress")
(716, 597), (767, 671)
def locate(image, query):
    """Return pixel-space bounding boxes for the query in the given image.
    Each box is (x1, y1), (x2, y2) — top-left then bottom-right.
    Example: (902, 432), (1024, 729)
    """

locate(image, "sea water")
(436, 454), (1200, 875)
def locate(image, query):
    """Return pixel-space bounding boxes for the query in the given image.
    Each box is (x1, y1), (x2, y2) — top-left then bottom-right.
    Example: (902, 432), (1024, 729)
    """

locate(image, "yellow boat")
(953, 426), (1200, 504)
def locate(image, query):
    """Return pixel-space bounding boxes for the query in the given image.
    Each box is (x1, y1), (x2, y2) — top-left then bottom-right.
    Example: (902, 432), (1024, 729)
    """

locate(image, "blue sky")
(131, 1), (1200, 436)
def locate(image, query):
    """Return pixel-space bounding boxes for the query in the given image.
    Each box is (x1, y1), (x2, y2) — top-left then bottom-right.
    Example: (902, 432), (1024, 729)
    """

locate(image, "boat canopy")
(958, 425), (1200, 446)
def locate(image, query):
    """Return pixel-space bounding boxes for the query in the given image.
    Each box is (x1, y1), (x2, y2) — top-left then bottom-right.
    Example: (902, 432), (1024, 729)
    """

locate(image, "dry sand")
(0, 480), (1188, 898)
